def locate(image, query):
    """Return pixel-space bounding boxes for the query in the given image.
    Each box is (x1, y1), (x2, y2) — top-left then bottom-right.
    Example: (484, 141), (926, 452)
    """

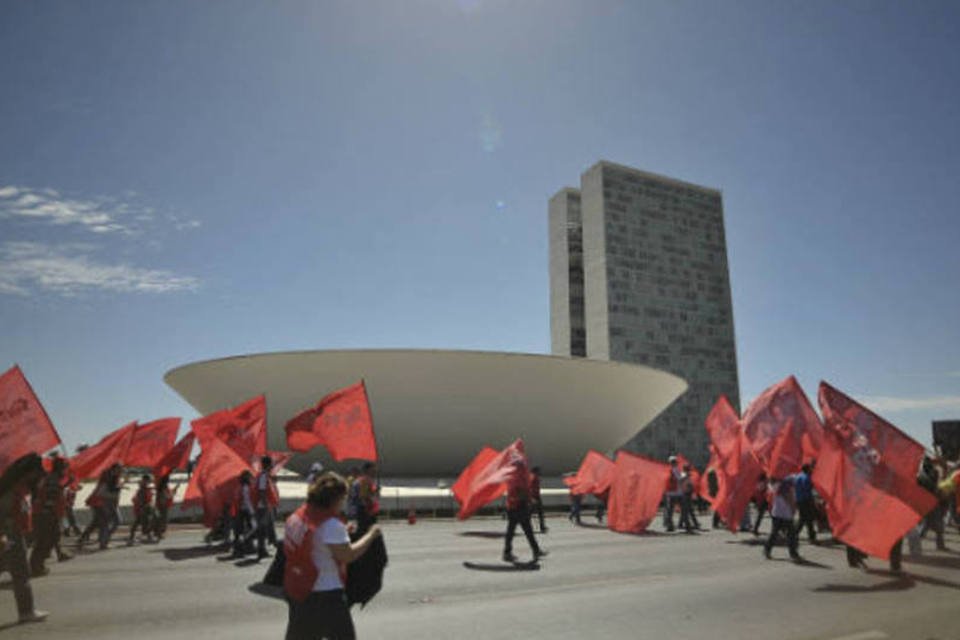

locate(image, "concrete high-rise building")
(550, 161), (740, 465)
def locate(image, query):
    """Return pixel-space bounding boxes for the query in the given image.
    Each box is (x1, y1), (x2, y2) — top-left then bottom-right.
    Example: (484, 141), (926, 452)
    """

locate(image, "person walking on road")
(763, 477), (801, 563)
(283, 472), (382, 640)
(530, 466), (547, 534)
(793, 464), (818, 544)
(663, 456), (683, 532)
(502, 458), (546, 563)
(0, 453), (49, 624)
(253, 456), (280, 559)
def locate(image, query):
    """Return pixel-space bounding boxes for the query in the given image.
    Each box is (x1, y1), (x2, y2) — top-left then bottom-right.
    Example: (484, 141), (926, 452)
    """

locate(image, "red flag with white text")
(452, 447), (501, 507)
(285, 381), (377, 462)
(564, 450), (616, 497)
(456, 440), (526, 520)
(607, 452), (672, 534)
(70, 421), (137, 480)
(191, 395), (267, 462)
(813, 382), (937, 559)
(153, 432), (196, 480)
(742, 376), (823, 473)
(0, 365), (62, 474)
(194, 438), (253, 527)
(125, 417), (180, 468)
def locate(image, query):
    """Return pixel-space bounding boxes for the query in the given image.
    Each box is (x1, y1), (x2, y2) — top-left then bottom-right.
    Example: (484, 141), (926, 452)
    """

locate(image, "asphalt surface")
(2, 516), (960, 640)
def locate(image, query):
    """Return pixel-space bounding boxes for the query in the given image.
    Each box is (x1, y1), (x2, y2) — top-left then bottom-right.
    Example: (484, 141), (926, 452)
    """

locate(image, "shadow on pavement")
(462, 561), (540, 572)
(155, 544), (228, 562)
(457, 531), (505, 539)
(903, 554), (960, 570)
(573, 522), (607, 530)
(235, 558), (262, 568)
(248, 582), (285, 600)
(0, 620), (24, 632)
(813, 575), (914, 593)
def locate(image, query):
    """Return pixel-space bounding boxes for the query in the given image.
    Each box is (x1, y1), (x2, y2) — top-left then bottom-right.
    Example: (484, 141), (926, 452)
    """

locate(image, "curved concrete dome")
(164, 349), (687, 477)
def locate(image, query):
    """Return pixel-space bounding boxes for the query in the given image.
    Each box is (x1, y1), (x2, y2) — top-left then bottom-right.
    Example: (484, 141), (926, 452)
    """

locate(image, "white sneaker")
(19, 610), (49, 624)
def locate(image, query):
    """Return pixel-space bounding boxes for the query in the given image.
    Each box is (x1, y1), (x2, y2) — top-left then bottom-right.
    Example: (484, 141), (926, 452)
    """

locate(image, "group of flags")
(1, 360), (948, 562)
(0, 364), (380, 526)
(704, 376), (937, 559)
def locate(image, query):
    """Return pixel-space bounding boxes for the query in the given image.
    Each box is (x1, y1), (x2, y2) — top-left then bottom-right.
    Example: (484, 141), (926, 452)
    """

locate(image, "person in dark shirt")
(0, 453), (49, 624)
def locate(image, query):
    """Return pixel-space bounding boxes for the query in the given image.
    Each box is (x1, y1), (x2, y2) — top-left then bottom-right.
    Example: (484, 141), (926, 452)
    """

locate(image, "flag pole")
(361, 378), (384, 515)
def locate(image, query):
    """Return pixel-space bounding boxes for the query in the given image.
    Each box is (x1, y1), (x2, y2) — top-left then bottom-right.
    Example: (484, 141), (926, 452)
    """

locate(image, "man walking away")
(763, 477), (801, 563)
(502, 459), (546, 563)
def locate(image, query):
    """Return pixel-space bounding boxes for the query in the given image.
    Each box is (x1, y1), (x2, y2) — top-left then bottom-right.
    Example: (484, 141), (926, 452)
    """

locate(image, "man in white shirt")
(763, 477), (801, 562)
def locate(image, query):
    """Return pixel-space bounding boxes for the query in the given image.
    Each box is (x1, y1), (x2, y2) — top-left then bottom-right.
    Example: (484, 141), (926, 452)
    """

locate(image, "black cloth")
(752, 500), (767, 535)
(347, 519), (387, 608)
(30, 511), (59, 573)
(285, 589), (355, 640)
(2, 530), (35, 615)
(263, 544), (286, 587)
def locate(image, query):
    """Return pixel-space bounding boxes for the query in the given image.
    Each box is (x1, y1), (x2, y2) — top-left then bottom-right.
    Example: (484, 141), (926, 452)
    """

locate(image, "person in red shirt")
(0, 453), (49, 624)
(152, 475), (178, 541)
(128, 475), (156, 545)
(502, 458), (547, 563)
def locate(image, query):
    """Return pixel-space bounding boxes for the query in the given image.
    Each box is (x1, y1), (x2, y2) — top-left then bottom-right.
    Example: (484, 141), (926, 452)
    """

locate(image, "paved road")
(2, 517), (959, 639)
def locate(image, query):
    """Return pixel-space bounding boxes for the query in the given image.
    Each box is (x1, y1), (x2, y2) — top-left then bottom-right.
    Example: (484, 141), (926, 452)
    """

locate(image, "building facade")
(550, 161), (740, 465)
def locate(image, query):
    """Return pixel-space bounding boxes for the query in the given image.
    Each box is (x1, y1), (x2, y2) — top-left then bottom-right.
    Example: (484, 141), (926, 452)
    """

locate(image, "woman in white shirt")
(284, 472), (381, 640)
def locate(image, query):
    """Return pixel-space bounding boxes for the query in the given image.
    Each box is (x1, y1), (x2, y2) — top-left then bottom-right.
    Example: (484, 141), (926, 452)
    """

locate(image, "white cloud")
(0, 185), (140, 233)
(0, 242), (199, 296)
(0, 186), (20, 199)
(856, 394), (960, 413)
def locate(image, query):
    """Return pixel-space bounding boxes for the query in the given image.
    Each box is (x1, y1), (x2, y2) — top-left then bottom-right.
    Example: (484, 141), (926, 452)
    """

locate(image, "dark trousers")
(285, 590), (355, 640)
(64, 507), (80, 536)
(504, 507), (541, 557)
(129, 506), (155, 542)
(795, 499), (818, 543)
(532, 500), (546, 532)
(233, 510), (255, 556)
(752, 500), (767, 534)
(920, 503), (946, 549)
(764, 517), (799, 558)
(1, 531), (35, 616)
(255, 507), (276, 555)
(29, 511), (59, 574)
(679, 493), (699, 531)
(847, 538), (903, 572)
(712, 511), (722, 529)
(663, 495), (682, 531)
(154, 506), (169, 539)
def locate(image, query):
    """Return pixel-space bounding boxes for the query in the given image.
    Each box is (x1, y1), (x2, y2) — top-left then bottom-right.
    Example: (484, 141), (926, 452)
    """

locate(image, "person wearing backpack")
(284, 472), (381, 640)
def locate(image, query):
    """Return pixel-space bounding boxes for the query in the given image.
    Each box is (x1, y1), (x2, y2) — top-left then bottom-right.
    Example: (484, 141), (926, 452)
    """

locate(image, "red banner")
(125, 417), (180, 468)
(452, 446), (501, 506)
(0, 365), (62, 474)
(285, 381), (377, 462)
(456, 440), (526, 520)
(813, 382), (937, 559)
(153, 432), (196, 480)
(70, 421), (137, 480)
(742, 376), (823, 473)
(607, 452), (672, 534)
(704, 395), (741, 466)
(191, 395), (267, 462)
(715, 430), (764, 533)
(194, 438), (253, 527)
(564, 450), (616, 497)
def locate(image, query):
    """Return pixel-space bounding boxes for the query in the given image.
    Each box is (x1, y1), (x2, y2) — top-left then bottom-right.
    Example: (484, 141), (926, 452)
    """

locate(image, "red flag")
(742, 376), (823, 471)
(194, 438), (253, 528)
(252, 451), (295, 475)
(766, 417), (804, 479)
(284, 381), (377, 462)
(704, 395), (741, 466)
(700, 447), (726, 507)
(456, 440), (526, 520)
(70, 421), (137, 480)
(452, 447), (501, 506)
(153, 432), (196, 479)
(607, 451), (672, 534)
(124, 417), (180, 468)
(813, 382), (937, 559)
(191, 395), (267, 462)
(0, 365), (62, 473)
(715, 430), (765, 533)
(564, 450), (616, 497)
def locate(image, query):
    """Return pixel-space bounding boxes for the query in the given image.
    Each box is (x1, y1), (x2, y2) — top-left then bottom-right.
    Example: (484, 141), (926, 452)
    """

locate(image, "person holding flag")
(253, 455), (280, 560)
(793, 463), (818, 545)
(29, 455), (71, 576)
(0, 453), (49, 624)
(663, 456), (683, 532)
(349, 463), (380, 535)
(152, 475), (178, 541)
(127, 474), (156, 545)
(283, 472), (382, 640)
(763, 476), (801, 563)
(502, 457), (546, 563)
(530, 466), (547, 534)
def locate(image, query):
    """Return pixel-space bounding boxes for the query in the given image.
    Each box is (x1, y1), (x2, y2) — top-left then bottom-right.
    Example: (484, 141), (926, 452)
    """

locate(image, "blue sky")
(1, 0), (958, 452)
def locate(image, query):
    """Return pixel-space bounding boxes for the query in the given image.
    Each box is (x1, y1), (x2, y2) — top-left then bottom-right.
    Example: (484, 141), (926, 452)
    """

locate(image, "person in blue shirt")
(793, 463), (818, 544)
